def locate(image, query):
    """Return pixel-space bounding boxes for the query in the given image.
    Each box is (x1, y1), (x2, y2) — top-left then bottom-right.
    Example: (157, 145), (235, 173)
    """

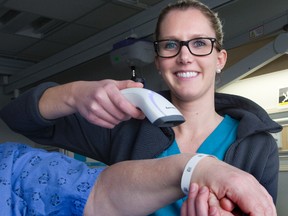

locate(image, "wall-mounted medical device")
(110, 38), (154, 67)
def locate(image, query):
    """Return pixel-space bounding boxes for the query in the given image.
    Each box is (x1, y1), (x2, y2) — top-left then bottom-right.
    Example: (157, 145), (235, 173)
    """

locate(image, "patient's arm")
(84, 154), (188, 216)
(84, 154), (276, 216)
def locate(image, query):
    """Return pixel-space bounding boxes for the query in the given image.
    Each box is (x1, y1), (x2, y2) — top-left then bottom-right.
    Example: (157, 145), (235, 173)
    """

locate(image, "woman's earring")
(216, 69), (222, 74)
(158, 71), (162, 75)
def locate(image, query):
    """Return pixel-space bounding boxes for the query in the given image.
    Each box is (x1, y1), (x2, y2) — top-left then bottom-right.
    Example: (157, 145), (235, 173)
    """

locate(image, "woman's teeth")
(176, 72), (198, 78)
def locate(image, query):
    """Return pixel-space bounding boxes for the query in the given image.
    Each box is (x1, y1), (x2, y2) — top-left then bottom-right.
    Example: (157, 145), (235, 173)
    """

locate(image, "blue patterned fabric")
(0, 142), (105, 216)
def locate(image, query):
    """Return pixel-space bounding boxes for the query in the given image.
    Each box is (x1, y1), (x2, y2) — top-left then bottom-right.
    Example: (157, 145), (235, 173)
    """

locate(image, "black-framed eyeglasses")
(153, 37), (221, 58)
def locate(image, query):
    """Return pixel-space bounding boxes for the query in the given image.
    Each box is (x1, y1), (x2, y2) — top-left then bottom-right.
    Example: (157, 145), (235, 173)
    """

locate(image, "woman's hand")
(40, 79), (145, 128)
(181, 183), (236, 216)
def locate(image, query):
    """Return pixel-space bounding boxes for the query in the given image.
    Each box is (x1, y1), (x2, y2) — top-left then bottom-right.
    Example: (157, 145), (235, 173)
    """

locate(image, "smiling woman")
(0, 0), (282, 215)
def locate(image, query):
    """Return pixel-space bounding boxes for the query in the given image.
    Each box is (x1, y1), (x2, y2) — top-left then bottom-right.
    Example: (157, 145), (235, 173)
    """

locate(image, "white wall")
(218, 69), (288, 113)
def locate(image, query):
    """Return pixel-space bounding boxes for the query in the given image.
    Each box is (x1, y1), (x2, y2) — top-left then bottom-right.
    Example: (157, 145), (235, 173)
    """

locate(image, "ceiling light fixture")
(112, 0), (148, 10)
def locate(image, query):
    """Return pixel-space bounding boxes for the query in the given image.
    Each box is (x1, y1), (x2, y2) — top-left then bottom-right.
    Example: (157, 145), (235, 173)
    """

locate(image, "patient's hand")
(191, 156), (276, 216)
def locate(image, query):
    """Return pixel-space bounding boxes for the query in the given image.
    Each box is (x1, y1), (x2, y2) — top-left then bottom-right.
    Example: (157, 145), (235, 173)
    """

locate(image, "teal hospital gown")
(0, 142), (105, 216)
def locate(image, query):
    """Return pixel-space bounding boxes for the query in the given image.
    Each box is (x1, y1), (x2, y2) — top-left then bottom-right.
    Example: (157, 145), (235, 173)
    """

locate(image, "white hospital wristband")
(181, 154), (215, 195)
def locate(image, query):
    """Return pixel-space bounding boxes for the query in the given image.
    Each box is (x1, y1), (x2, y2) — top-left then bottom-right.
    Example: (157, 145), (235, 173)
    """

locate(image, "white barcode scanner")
(121, 88), (185, 127)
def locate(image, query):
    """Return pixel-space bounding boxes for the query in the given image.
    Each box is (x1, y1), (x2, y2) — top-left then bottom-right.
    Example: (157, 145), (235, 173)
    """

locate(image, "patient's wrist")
(181, 154), (217, 195)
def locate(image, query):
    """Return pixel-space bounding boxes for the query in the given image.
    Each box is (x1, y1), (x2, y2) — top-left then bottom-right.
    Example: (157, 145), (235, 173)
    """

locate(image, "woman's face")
(155, 8), (227, 102)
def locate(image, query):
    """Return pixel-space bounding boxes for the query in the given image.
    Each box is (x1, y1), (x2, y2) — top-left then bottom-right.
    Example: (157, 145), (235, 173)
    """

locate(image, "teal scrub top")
(150, 115), (239, 216)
